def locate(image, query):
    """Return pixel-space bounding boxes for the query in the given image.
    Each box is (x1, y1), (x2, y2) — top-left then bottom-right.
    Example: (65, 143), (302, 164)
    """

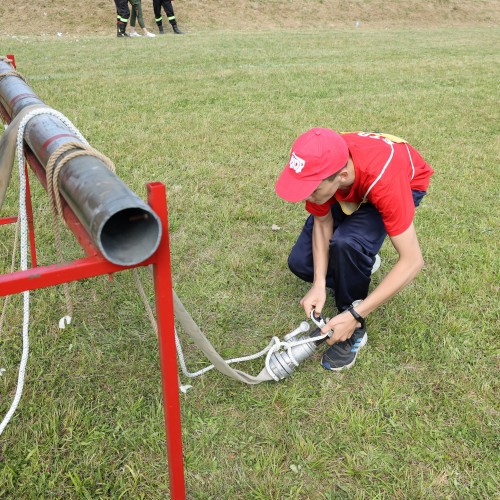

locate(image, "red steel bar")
(148, 182), (186, 499)
(0, 184), (187, 498)
(23, 162), (37, 267)
(0, 52), (37, 265)
(0, 254), (134, 297)
(6, 54), (15, 68)
(0, 216), (17, 225)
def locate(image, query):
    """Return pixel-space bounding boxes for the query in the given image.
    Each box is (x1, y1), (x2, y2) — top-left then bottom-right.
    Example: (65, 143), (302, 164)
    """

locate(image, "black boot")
(158, 25), (165, 34)
(117, 20), (129, 37)
(172, 24), (184, 34)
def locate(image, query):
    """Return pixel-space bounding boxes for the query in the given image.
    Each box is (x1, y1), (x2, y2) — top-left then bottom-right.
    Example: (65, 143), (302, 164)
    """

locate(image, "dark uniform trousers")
(114, 0), (130, 21)
(288, 190), (426, 312)
(153, 0), (176, 25)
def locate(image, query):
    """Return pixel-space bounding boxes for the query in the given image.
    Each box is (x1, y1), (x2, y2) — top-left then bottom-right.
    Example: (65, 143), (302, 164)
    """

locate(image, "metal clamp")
(310, 310), (332, 339)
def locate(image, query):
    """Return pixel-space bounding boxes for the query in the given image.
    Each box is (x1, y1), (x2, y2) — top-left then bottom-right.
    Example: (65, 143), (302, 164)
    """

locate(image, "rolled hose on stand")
(0, 58), (161, 266)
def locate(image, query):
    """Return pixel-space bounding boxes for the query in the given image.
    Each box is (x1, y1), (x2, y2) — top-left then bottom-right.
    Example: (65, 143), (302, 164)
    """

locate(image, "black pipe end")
(99, 207), (162, 266)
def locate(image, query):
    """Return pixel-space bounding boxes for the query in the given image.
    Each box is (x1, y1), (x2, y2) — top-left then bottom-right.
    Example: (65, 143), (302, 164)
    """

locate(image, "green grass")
(0, 27), (499, 498)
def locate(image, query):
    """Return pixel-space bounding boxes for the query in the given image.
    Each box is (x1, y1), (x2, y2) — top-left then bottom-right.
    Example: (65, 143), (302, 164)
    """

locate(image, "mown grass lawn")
(0, 27), (498, 498)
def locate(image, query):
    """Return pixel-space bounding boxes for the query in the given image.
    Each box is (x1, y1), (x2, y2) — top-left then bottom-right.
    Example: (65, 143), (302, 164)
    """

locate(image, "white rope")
(0, 116), (31, 435)
(174, 329), (282, 378)
(25, 108), (89, 145)
(174, 325), (330, 383)
(0, 108), (86, 436)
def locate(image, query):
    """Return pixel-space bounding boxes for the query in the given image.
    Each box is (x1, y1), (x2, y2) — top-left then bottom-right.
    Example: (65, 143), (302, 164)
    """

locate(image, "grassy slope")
(1, 0), (499, 36)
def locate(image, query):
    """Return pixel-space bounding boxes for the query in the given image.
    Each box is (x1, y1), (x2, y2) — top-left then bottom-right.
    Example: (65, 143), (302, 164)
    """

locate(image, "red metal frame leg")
(148, 182), (186, 499)
(6, 54), (16, 68)
(24, 162), (37, 267)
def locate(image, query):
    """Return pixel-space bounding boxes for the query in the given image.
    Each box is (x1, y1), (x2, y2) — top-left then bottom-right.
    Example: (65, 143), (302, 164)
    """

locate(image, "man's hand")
(300, 284), (327, 318)
(322, 310), (360, 345)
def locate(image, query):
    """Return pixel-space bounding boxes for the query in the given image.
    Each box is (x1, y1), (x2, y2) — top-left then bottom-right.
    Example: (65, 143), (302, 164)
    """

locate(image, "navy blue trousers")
(288, 191), (426, 312)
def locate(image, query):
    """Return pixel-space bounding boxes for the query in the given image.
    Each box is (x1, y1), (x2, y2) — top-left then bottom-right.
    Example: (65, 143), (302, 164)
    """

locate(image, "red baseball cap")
(275, 128), (349, 202)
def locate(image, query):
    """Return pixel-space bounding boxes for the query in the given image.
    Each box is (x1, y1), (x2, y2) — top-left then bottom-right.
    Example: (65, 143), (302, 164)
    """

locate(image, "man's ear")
(338, 167), (349, 180)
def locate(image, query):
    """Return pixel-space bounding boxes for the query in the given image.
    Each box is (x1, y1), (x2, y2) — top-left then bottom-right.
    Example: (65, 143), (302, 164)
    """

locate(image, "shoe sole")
(321, 333), (367, 371)
(371, 254), (381, 275)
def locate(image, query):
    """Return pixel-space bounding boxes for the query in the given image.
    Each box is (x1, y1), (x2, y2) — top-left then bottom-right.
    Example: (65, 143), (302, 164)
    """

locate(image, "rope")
(0, 112), (32, 435)
(0, 70), (28, 84)
(45, 141), (115, 217)
(175, 330), (281, 379)
(0, 57), (28, 84)
(43, 137), (116, 319)
(132, 269), (273, 381)
(7, 108), (116, 322)
(0, 220), (20, 334)
(0, 107), (116, 434)
(132, 268), (157, 336)
(0, 60), (20, 335)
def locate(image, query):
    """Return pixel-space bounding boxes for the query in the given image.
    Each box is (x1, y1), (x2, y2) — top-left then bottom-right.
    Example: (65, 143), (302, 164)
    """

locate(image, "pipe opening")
(99, 207), (161, 266)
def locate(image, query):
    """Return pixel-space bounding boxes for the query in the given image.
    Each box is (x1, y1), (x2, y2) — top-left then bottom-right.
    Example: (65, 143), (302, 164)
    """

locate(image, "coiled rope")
(44, 136), (116, 319)
(0, 56), (28, 84)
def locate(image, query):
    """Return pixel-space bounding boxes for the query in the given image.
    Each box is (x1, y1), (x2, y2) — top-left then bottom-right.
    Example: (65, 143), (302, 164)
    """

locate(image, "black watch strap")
(348, 305), (366, 329)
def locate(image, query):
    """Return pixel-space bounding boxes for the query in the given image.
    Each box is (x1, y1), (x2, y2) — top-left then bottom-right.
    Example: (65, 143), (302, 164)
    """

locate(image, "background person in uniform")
(153, 0), (184, 34)
(275, 128), (434, 372)
(114, 0), (130, 36)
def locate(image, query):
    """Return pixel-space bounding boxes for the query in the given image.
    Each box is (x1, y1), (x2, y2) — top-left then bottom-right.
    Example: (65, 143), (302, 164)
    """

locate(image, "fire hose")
(172, 290), (334, 386)
(134, 277), (335, 389)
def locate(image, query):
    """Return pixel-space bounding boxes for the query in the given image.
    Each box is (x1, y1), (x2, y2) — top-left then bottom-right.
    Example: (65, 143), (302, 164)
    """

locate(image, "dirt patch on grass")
(1, 0), (499, 36)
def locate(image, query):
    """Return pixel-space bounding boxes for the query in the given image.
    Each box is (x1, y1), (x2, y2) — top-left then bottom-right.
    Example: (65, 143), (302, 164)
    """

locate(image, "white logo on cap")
(289, 152), (306, 173)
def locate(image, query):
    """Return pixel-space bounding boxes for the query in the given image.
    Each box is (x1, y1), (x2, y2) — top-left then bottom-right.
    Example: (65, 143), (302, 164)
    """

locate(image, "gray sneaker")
(321, 327), (367, 371)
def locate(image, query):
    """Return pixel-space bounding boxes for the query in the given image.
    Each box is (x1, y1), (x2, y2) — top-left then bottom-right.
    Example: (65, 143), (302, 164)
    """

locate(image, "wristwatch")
(347, 305), (366, 329)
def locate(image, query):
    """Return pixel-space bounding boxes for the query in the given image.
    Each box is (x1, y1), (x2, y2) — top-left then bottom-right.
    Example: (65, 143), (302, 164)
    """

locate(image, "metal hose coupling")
(266, 311), (332, 381)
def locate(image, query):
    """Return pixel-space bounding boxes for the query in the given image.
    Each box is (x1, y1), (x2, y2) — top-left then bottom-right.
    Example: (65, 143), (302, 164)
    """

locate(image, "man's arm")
(323, 222), (424, 343)
(300, 212), (333, 317)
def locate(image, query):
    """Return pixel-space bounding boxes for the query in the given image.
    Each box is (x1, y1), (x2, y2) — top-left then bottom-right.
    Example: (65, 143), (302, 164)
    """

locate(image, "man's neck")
(338, 157), (355, 192)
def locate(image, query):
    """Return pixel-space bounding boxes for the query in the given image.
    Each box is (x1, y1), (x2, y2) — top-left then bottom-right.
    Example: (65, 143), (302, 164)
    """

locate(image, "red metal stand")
(0, 57), (186, 499)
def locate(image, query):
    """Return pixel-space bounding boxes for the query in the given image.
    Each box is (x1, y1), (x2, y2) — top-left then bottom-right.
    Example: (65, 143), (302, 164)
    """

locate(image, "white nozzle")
(299, 321), (310, 332)
(284, 321), (310, 341)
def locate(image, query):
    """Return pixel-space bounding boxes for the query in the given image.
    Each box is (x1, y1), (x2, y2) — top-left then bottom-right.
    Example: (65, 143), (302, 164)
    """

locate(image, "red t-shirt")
(305, 132), (434, 236)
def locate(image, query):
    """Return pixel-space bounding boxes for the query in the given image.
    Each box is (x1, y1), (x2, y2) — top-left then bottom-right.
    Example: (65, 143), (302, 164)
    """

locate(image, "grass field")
(0, 26), (499, 498)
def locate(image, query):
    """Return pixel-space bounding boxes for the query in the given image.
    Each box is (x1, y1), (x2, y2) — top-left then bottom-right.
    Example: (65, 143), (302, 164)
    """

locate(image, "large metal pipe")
(0, 59), (161, 266)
